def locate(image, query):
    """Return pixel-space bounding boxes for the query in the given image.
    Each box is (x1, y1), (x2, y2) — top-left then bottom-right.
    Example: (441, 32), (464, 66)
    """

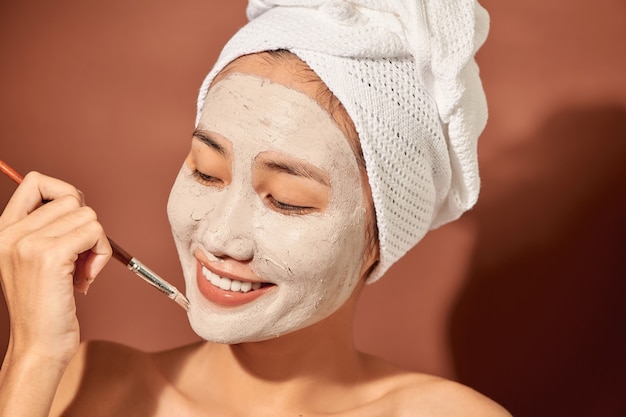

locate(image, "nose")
(200, 189), (256, 261)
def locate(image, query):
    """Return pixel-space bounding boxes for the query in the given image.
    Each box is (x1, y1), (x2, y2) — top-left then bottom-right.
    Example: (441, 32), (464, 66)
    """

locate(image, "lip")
(195, 259), (276, 308)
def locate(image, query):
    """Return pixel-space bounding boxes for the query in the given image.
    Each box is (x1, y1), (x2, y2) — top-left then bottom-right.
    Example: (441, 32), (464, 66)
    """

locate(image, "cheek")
(250, 162), (367, 285)
(252, 203), (367, 288)
(167, 167), (217, 243)
(167, 169), (191, 241)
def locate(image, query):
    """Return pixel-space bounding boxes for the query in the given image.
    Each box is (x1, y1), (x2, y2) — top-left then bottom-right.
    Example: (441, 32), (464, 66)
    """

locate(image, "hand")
(0, 171), (111, 364)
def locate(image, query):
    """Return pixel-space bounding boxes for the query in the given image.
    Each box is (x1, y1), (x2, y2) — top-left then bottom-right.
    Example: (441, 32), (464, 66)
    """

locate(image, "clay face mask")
(167, 73), (367, 343)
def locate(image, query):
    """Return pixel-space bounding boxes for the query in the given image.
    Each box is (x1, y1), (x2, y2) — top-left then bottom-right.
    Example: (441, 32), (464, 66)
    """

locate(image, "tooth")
(203, 265), (266, 293)
(219, 277), (232, 290)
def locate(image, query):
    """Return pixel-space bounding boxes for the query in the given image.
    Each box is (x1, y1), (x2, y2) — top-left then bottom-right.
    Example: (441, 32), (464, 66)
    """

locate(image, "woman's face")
(167, 61), (372, 343)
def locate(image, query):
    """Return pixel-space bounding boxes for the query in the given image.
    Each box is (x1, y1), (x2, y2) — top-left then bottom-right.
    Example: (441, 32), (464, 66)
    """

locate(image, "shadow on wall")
(450, 104), (626, 417)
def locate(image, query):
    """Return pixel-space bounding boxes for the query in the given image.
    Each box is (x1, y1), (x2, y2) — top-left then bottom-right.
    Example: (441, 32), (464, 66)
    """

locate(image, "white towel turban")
(196, 0), (490, 283)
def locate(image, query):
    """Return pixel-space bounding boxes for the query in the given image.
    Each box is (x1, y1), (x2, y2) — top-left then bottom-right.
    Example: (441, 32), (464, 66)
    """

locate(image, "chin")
(185, 295), (335, 345)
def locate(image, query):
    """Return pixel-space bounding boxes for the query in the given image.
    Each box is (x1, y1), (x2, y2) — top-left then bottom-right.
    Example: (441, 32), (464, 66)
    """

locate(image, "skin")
(0, 53), (511, 416)
(169, 72), (369, 343)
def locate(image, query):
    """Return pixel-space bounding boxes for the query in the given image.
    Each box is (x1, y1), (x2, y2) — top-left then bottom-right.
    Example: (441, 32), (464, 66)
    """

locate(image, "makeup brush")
(0, 159), (190, 312)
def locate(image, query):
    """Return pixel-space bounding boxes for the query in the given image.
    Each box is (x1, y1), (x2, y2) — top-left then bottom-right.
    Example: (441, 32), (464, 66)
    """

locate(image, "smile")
(195, 259), (276, 308)
(202, 265), (265, 293)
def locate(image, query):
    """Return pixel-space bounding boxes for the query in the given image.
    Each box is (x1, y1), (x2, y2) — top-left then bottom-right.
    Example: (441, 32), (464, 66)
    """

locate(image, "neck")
(230, 304), (361, 382)
(184, 290), (371, 413)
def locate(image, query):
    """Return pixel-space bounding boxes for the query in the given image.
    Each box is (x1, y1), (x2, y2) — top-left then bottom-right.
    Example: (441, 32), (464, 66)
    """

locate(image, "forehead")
(204, 52), (363, 161)
(200, 73), (357, 171)
(210, 52), (323, 104)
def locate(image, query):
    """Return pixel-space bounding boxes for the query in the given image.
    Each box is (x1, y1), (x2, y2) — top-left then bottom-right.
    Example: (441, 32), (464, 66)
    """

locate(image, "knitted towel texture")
(196, 0), (490, 283)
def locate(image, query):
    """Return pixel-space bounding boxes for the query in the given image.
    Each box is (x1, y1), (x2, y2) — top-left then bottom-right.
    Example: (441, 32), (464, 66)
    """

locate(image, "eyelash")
(267, 195), (314, 215)
(191, 169), (222, 185)
(192, 168), (314, 215)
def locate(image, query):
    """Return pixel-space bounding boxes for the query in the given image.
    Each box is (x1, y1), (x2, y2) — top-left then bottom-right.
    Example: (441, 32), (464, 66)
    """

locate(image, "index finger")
(1, 171), (85, 224)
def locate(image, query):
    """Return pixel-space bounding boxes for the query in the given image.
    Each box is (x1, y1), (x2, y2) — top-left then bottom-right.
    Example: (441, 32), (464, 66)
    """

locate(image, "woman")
(0, 1), (510, 415)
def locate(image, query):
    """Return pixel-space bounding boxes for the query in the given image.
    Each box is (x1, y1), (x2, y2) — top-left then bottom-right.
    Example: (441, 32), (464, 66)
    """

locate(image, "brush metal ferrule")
(127, 258), (176, 298)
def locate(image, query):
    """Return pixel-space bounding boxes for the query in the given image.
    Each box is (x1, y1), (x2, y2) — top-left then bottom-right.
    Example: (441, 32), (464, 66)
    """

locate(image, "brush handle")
(108, 237), (133, 265)
(0, 159), (24, 183)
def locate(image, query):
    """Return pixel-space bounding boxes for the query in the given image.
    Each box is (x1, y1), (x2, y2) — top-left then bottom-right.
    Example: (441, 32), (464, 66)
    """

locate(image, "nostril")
(202, 200), (255, 261)
(204, 227), (255, 261)
(228, 236), (255, 261)
(191, 208), (204, 221)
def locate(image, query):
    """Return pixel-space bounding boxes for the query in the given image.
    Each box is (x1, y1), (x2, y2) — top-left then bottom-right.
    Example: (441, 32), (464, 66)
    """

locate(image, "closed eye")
(192, 169), (223, 186)
(266, 195), (315, 215)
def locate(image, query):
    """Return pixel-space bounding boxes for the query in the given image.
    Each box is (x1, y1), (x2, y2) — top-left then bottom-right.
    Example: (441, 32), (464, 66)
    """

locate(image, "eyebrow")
(192, 129), (229, 157)
(262, 160), (330, 187)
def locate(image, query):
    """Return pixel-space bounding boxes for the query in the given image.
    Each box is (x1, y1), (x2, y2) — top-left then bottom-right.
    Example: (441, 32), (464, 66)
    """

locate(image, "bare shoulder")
(50, 340), (158, 416)
(356, 355), (511, 417)
(381, 372), (511, 417)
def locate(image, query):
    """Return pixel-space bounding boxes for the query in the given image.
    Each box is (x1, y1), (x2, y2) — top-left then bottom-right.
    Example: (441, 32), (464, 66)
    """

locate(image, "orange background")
(1, 1), (625, 415)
